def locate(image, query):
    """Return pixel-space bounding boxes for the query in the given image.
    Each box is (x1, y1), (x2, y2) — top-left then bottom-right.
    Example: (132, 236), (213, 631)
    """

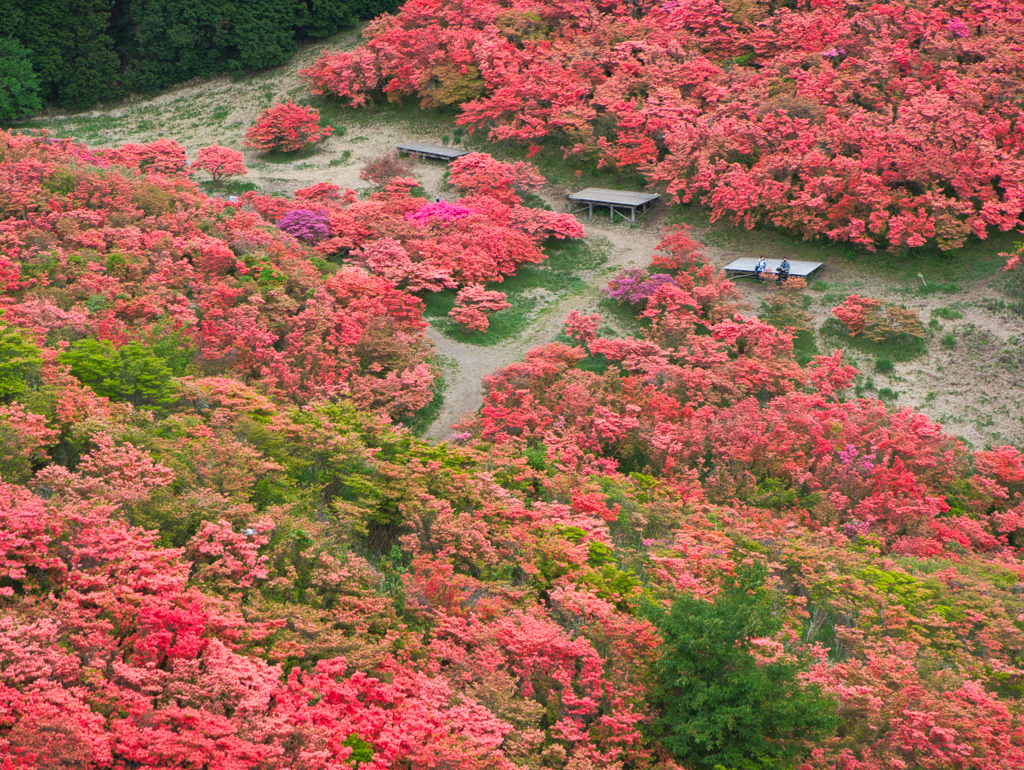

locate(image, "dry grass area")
(19, 29), (1024, 448)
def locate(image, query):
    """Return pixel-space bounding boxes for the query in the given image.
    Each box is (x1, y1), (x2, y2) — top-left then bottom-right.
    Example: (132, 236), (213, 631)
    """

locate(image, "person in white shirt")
(754, 256), (768, 282)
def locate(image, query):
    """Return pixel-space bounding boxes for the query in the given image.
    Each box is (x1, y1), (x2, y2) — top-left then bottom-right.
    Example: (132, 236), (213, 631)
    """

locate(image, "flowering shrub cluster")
(0, 130), (433, 418)
(405, 199), (473, 226)
(277, 208), (331, 243)
(244, 101), (333, 153)
(246, 156), (583, 295)
(190, 144), (248, 186)
(304, 0), (1024, 251)
(448, 284), (511, 331)
(606, 269), (678, 305)
(1, 127), (1024, 769)
(832, 294), (925, 341)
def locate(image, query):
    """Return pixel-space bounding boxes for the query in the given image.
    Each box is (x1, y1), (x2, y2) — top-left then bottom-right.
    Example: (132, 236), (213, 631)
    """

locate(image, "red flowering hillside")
(245, 153), (583, 292)
(304, 0), (1024, 251)
(0, 133), (581, 418)
(1, 130), (1023, 769)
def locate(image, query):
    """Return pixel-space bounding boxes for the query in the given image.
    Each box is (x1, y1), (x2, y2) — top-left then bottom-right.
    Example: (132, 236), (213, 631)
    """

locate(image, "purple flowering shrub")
(605, 269), (678, 305)
(277, 209), (330, 244)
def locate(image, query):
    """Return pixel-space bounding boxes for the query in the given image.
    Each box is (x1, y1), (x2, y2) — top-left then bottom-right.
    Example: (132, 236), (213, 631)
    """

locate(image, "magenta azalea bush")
(277, 209), (330, 243)
(405, 200), (474, 226)
(606, 269), (678, 305)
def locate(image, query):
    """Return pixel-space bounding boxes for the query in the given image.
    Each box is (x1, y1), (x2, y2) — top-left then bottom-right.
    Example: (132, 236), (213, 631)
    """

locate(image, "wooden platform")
(396, 142), (470, 162)
(723, 258), (823, 279)
(566, 188), (661, 223)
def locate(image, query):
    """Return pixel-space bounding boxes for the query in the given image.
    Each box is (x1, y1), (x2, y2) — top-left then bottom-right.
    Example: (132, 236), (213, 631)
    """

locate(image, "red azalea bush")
(304, 0), (1024, 251)
(359, 152), (417, 186)
(447, 152), (546, 205)
(191, 144), (248, 186)
(110, 138), (189, 176)
(244, 101), (333, 153)
(448, 284), (511, 332)
(832, 294), (925, 341)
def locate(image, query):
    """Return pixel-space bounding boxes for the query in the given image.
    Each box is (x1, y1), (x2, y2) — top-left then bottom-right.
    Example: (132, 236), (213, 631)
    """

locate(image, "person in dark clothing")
(776, 257), (790, 284)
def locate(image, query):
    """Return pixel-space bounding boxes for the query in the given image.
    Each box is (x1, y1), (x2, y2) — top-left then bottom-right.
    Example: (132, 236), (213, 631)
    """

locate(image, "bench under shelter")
(566, 188), (661, 223)
(722, 258), (823, 280)
(396, 142), (470, 162)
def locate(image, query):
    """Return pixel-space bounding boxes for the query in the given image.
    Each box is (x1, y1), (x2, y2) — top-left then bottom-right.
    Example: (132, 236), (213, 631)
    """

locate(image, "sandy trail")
(422, 191), (667, 441)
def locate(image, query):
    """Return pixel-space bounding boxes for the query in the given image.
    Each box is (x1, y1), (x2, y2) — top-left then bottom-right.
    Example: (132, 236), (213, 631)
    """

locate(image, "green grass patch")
(328, 151), (353, 167)
(421, 289), (458, 318)
(791, 329), (819, 367)
(259, 145), (324, 164)
(854, 375), (876, 398)
(665, 201), (1018, 287)
(307, 96), (466, 139)
(597, 295), (648, 338)
(932, 306), (963, 320)
(914, 280), (961, 295)
(199, 180), (258, 196)
(819, 292), (846, 307)
(423, 236), (608, 345)
(820, 317), (928, 361)
(430, 296), (541, 344)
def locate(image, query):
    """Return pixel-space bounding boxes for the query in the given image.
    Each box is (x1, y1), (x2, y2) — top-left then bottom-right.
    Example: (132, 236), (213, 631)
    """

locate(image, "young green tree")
(0, 37), (42, 122)
(59, 339), (177, 407)
(0, 325), (42, 400)
(647, 562), (837, 770)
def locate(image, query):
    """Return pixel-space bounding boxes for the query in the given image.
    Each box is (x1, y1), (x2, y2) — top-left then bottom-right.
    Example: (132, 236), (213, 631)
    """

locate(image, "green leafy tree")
(59, 339), (177, 407)
(0, 37), (42, 122)
(0, 325), (42, 401)
(647, 562), (837, 770)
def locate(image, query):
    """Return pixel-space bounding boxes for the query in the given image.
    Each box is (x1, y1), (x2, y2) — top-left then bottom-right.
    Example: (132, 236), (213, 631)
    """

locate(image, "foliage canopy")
(647, 562), (838, 770)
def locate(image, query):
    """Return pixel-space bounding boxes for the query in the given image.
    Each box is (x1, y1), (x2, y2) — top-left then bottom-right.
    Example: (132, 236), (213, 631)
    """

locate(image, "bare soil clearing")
(24, 30), (1024, 448)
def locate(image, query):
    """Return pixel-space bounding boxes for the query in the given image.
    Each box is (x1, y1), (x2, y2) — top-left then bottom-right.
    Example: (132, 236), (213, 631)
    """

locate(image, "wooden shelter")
(566, 188), (661, 223)
(396, 142), (470, 162)
(722, 258), (823, 279)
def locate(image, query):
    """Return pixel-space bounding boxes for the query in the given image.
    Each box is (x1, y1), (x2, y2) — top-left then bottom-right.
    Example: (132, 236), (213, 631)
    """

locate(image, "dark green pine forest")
(0, 0), (397, 113)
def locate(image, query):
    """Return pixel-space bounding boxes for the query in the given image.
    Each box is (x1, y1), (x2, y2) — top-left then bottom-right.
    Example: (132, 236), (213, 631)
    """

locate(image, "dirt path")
(26, 29), (1024, 448)
(423, 198), (667, 441)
